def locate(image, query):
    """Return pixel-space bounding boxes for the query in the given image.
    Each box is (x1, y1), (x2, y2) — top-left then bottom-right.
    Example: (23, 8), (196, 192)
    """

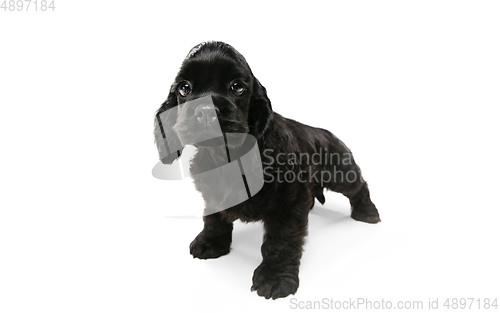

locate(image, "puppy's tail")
(310, 188), (326, 210)
(315, 193), (325, 205)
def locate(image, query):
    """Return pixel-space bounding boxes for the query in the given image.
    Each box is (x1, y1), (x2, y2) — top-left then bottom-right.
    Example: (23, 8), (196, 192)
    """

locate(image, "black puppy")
(154, 41), (380, 299)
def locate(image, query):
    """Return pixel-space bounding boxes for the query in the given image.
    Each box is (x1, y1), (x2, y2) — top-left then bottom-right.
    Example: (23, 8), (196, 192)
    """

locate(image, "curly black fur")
(154, 41), (380, 300)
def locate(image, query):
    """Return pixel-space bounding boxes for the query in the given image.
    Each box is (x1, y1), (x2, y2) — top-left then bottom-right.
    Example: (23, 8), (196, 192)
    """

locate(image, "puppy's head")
(154, 42), (273, 164)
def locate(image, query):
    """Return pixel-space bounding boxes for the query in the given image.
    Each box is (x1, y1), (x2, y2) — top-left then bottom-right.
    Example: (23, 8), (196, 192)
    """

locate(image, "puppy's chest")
(191, 150), (253, 212)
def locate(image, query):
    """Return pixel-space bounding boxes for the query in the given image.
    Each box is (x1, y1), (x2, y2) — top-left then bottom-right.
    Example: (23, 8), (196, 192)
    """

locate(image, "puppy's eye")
(178, 82), (192, 97)
(230, 82), (245, 96)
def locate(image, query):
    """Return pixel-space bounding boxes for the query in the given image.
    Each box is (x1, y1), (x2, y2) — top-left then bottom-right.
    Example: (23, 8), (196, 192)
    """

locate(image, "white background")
(1, 1), (499, 312)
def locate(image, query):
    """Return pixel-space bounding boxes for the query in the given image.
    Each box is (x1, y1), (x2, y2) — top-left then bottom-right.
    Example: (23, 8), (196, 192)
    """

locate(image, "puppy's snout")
(194, 104), (218, 125)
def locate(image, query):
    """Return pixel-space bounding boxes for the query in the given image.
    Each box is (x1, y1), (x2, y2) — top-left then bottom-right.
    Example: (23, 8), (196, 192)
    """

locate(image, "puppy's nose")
(194, 104), (217, 125)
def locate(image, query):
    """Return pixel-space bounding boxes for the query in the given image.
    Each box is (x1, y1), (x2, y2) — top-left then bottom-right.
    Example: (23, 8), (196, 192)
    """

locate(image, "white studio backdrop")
(0, 1), (499, 312)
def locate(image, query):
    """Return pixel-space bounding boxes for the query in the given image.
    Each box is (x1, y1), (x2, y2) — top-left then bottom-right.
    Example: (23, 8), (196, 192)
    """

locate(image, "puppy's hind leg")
(321, 132), (380, 223)
(326, 161), (381, 224)
(343, 178), (381, 224)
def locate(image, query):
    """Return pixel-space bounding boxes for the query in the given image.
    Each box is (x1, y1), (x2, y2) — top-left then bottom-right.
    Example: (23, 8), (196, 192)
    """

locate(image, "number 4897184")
(1, 0), (55, 11)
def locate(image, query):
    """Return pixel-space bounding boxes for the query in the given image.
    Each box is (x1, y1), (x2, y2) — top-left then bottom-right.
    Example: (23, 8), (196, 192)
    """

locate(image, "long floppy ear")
(154, 84), (184, 164)
(248, 77), (274, 139)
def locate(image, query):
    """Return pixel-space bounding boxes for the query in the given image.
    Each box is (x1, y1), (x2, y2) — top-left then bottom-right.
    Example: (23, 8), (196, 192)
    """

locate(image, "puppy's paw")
(351, 204), (381, 224)
(251, 263), (299, 300)
(189, 232), (230, 259)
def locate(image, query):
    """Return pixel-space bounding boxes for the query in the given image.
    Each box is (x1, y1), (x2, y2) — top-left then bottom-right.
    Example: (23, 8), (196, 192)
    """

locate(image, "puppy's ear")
(248, 77), (274, 139)
(154, 84), (184, 164)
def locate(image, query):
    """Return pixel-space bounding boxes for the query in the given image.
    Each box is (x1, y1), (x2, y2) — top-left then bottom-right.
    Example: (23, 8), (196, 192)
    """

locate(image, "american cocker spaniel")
(154, 41), (380, 299)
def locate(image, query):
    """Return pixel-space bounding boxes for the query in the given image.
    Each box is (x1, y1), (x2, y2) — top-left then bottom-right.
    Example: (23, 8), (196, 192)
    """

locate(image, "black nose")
(194, 104), (217, 125)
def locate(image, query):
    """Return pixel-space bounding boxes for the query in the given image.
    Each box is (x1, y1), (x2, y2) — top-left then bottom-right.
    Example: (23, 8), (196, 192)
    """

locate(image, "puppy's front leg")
(190, 212), (233, 259)
(251, 210), (308, 299)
